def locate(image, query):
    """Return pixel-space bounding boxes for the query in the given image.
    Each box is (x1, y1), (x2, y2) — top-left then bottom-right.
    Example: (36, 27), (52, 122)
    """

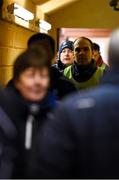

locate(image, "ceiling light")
(7, 3), (34, 21)
(39, 20), (51, 31)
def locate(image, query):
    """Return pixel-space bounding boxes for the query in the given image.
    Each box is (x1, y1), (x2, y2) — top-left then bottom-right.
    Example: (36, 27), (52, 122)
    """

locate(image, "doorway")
(58, 28), (112, 64)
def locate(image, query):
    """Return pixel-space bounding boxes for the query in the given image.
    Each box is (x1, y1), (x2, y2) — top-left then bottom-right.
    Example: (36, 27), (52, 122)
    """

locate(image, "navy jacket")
(29, 69), (119, 178)
(50, 66), (77, 99)
(0, 81), (57, 178)
(52, 59), (66, 74)
(0, 106), (17, 179)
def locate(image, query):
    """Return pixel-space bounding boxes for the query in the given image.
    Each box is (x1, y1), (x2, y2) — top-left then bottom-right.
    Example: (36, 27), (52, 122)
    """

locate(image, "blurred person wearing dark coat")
(0, 48), (57, 178)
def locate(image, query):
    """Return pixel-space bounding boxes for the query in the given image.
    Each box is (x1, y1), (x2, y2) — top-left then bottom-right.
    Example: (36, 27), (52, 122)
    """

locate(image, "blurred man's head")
(59, 41), (74, 66)
(0, 0), (3, 9)
(108, 29), (119, 68)
(27, 33), (55, 63)
(74, 37), (93, 65)
(92, 43), (100, 61)
(13, 48), (50, 102)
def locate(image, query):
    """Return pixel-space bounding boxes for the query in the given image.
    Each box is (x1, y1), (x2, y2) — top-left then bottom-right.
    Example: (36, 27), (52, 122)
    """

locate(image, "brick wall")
(0, 19), (34, 85)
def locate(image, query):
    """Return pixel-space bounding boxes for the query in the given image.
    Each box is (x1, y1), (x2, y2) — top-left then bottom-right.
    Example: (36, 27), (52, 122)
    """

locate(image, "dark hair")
(92, 43), (100, 52)
(13, 48), (50, 81)
(74, 37), (93, 50)
(27, 33), (55, 55)
(0, 0), (3, 9)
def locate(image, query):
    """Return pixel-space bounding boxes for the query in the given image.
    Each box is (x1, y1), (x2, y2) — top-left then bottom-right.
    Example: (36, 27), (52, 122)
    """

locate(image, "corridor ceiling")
(32, 0), (78, 14)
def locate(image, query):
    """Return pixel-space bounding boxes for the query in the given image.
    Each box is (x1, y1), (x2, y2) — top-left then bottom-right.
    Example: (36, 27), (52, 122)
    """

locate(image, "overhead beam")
(31, 0), (49, 6)
(39, 0), (78, 14)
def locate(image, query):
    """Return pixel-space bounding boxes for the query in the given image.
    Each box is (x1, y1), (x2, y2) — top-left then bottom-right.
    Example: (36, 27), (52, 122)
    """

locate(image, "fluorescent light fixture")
(7, 3), (34, 21)
(39, 20), (51, 31)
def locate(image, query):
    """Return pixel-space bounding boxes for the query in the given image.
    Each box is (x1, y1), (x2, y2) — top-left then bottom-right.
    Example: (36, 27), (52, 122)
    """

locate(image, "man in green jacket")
(64, 37), (104, 90)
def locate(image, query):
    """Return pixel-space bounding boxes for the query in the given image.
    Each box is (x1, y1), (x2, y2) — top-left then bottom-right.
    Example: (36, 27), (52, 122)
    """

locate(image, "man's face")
(60, 48), (74, 66)
(74, 39), (93, 65)
(15, 67), (50, 102)
(92, 50), (100, 61)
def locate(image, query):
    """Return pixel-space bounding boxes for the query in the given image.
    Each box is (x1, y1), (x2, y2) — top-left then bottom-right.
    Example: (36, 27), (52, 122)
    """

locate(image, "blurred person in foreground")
(64, 37), (105, 90)
(27, 33), (77, 100)
(52, 40), (74, 74)
(28, 28), (119, 178)
(0, 48), (57, 178)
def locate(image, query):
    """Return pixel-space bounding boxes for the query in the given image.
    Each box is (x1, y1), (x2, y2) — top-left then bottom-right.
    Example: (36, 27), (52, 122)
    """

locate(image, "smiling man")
(64, 37), (104, 90)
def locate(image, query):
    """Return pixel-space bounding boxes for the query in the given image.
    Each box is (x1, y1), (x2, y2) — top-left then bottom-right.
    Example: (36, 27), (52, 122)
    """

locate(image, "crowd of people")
(0, 28), (119, 178)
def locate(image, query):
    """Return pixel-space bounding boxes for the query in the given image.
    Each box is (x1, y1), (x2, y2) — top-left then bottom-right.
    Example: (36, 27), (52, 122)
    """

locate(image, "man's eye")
(75, 48), (80, 52)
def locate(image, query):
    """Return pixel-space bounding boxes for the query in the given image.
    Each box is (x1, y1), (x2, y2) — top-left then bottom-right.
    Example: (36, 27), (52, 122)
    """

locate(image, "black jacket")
(0, 106), (17, 179)
(50, 66), (77, 99)
(29, 69), (119, 179)
(52, 59), (66, 74)
(0, 81), (56, 178)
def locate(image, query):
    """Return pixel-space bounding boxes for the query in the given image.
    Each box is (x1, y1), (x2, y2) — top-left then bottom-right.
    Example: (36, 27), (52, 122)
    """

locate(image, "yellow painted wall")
(0, 19), (35, 85)
(47, 0), (119, 45)
(0, 0), (36, 85)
